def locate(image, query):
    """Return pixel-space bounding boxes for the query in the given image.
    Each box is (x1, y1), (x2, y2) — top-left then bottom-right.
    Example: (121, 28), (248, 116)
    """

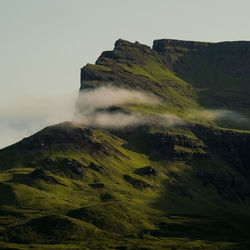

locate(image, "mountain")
(79, 39), (250, 129)
(0, 39), (250, 249)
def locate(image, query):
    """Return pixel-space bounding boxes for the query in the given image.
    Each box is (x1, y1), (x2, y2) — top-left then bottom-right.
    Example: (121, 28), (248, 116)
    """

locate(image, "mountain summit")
(0, 39), (250, 249)
(78, 38), (250, 130)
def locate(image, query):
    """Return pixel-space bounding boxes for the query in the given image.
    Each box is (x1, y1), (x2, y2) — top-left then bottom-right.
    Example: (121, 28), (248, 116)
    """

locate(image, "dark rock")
(89, 183), (105, 188)
(123, 175), (153, 189)
(191, 124), (250, 180)
(96, 39), (156, 64)
(147, 132), (208, 161)
(95, 106), (128, 113)
(89, 162), (104, 172)
(153, 39), (211, 54)
(44, 157), (54, 165)
(168, 171), (181, 181)
(29, 168), (60, 184)
(134, 166), (158, 177)
(42, 157), (89, 180)
(172, 150), (208, 161)
(61, 158), (88, 179)
(147, 133), (174, 160)
(100, 192), (114, 202)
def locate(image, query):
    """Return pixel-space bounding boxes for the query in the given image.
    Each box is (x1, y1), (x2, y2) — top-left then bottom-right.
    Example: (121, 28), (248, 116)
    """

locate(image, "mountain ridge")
(79, 38), (250, 130)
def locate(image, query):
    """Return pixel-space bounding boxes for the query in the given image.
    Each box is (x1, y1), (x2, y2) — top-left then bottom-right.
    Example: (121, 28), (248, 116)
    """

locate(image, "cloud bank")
(74, 86), (184, 128)
(189, 108), (250, 124)
(203, 109), (249, 123)
(0, 86), (184, 149)
(75, 86), (160, 112)
(3, 84), (248, 150)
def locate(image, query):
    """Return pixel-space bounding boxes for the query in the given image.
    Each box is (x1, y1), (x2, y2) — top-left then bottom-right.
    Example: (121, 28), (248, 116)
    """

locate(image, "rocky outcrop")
(134, 166), (158, 177)
(29, 168), (60, 184)
(42, 157), (88, 180)
(88, 162), (104, 172)
(97, 39), (157, 64)
(153, 39), (212, 54)
(147, 132), (208, 161)
(123, 175), (154, 189)
(60, 158), (88, 179)
(79, 39), (164, 94)
(191, 124), (250, 180)
(89, 183), (105, 188)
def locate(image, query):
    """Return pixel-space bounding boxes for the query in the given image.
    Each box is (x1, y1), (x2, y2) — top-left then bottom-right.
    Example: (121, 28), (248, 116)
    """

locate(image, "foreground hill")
(0, 39), (250, 249)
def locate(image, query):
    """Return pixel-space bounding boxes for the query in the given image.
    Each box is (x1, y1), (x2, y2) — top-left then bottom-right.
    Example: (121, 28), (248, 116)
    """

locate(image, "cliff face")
(80, 39), (165, 92)
(153, 39), (212, 54)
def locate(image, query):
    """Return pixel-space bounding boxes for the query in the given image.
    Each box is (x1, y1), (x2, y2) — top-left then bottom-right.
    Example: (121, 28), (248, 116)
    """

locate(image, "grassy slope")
(1, 39), (250, 248)
(0, 122), (250, 248)
(87, 45), (201, 119)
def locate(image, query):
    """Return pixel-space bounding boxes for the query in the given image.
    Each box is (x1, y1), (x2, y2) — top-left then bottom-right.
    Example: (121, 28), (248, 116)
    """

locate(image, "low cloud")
(0, 86), (185, 149)
(74, 86), (184, 128)
(203, 109), (249, 123)
(187, 108), (250, 125)
(155, 113), (185, 127)
(75, 86), (160, 113)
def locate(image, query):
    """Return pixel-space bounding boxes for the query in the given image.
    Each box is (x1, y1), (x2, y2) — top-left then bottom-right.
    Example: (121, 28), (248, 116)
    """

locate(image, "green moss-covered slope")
(0, 122), (250, 248)
(1, 39), (250, 249)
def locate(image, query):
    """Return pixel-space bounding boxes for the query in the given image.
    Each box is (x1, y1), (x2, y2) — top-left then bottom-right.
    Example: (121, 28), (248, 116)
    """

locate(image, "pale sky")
(1, 0), (250, 148)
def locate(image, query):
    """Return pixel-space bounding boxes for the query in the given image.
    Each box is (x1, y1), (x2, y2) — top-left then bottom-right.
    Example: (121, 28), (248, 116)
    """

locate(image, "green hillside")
(1, 39), (250, 249)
